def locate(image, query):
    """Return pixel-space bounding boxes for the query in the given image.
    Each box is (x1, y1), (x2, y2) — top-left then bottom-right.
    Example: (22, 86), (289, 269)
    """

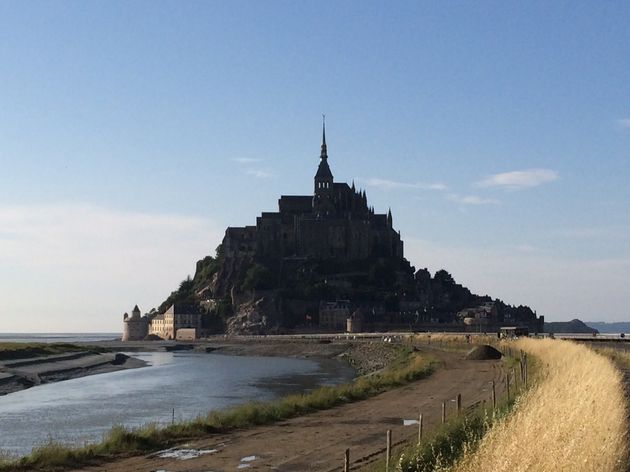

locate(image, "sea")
(0, 333), (121, 344)
(0, 334), (355, 457)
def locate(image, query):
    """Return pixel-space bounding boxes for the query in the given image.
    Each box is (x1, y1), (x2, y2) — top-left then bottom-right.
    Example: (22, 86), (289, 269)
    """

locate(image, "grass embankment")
(448, 338), (628, 472)
(0, 343), (104, 361)
(0, 346), (437, 472)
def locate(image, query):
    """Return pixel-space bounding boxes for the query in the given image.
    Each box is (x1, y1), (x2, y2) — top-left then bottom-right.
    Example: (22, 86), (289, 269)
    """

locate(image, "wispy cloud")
(515, 244), (540, 253)
(616, 118), (630, 129)
(245, 168), (274, 179)
(447, 194), (498, 205)
(550, 225), (630, 240)
(360, 177), (447, 191)
(476, 169), (558, 190)
(232, 157), (273, 178)
(231, 158), (263, 163)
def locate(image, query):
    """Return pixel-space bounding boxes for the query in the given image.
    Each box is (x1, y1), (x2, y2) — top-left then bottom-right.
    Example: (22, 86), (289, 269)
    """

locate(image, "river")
(0, 351), (355, 456)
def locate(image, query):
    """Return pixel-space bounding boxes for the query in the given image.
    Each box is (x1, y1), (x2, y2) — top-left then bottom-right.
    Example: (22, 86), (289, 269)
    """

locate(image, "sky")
(1, 1), (629, 331)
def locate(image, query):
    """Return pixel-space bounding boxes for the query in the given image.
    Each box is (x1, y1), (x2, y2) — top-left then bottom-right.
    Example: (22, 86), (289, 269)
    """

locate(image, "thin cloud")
(0, 203), (223, 331)
(231, 158), (263, 163)
(476, 169), (558, 190)
(550, 225), (630, 240)
(361, 177), (447, 191)
(447, 194), (498, 205)
(616, 118), (630, 129)
(515, 244), (540, 253)
(245, 168), (274, 179)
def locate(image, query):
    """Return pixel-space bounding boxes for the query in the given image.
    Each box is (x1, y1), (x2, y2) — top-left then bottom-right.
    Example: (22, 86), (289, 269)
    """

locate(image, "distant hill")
(544, 319), (598, 334)
(585, 321), (630, 334)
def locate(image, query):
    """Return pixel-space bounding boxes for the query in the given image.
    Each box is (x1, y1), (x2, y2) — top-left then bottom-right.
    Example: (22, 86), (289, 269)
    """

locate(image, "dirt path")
(70, 349), (505, 472)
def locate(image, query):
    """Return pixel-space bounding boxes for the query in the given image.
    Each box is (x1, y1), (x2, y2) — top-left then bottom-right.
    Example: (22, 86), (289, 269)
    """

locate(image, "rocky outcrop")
(227, 293), (282, 335)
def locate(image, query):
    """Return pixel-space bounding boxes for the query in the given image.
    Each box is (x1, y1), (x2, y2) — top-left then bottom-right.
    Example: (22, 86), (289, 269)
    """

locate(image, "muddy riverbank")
(0, 351), (146, 395)
(86, 336), (410, 376)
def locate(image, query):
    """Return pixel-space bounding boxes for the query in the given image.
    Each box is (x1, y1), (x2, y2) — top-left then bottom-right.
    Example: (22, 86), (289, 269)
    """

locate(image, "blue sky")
(1, 1), (629, 331)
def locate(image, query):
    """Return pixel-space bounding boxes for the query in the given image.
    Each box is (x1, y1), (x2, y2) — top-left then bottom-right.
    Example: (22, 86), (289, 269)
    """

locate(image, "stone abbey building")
(223, 123), (404, 263)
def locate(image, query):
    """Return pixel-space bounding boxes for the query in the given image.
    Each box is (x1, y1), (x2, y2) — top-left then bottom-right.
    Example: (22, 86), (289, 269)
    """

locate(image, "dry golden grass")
(450, 338), (628, 472)
(592, 345), (630, 369)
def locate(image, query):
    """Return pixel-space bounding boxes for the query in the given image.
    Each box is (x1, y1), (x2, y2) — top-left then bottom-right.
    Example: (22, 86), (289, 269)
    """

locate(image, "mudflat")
(69, 348), (505, 472)
(0, 351), (146, 395)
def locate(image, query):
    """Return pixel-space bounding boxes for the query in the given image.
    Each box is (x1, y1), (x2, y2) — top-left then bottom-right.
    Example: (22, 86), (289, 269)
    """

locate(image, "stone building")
(222, 121), (404, 265)
(148, 303), (202, 340)
(319, 300), (351, 330)
(122, 305), (149, 341)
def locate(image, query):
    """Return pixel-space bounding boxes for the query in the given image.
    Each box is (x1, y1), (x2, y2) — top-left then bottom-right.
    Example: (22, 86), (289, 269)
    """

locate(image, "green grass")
(390, 401), (514, 472)
(0, 343), (107, 361)
(0, 347), (437, 471)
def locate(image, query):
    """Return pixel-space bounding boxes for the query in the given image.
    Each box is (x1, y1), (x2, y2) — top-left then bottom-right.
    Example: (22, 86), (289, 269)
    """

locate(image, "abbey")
(223, 123), (403, 262)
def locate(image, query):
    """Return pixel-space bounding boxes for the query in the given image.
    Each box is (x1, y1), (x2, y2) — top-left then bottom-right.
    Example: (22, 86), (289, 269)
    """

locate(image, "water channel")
(0, 351), (355, 456)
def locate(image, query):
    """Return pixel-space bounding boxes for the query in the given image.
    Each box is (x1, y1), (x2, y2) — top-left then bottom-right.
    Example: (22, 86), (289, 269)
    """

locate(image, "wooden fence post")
(344, 448), (350, 472)
(418, 413), (423, 444)
(456, 393), (462, 415)
(524, 354), (528, 388)
(442, 401), (446, 424)
(506, 373), (510, 402)
(512, 368), (518, 391)
(491, 380), (496, 410)
(386, 430), (392, 471)
(172, 407), (175, 425)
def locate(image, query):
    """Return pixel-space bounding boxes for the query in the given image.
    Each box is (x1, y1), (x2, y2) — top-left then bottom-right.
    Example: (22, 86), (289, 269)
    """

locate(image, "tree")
(434, 269), (455, 285)
(241, 263), (275, 291)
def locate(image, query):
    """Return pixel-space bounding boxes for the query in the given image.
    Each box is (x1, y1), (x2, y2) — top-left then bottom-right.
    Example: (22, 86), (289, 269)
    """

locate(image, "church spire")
(320, 114), (328, 160)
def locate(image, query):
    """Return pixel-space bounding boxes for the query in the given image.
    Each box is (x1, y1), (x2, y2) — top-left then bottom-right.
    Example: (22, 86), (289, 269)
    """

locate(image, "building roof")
(315, 159), (333, 179)
(165, 303), (202, 315)
(315, 118), (333, 180)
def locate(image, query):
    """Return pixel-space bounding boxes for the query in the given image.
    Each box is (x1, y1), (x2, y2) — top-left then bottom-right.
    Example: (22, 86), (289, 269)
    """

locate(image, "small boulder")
(465, 344), (502, 360)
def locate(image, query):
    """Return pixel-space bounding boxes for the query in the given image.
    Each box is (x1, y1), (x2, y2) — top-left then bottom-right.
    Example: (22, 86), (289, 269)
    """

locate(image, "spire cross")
(320, 114), (328, 159)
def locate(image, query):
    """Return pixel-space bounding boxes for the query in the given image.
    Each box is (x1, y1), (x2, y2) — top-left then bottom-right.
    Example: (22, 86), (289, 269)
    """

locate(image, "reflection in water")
(0, 352), (354, 456)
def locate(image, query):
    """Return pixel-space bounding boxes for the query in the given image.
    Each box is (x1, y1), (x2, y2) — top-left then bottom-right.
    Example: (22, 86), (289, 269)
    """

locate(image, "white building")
(147, 304), (203, 340)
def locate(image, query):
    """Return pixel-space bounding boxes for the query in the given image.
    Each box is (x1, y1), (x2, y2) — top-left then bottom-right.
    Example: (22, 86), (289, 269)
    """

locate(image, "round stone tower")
(122, 305), (148, 341)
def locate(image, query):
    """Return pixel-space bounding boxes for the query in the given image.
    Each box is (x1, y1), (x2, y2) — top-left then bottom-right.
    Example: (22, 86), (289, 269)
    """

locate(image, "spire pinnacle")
(320, 114), (328, 160)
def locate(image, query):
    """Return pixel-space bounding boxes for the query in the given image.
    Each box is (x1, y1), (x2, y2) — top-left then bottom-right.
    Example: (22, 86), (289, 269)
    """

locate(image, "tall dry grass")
(450, 338), (628, 472)
(593, 345), (630, 369)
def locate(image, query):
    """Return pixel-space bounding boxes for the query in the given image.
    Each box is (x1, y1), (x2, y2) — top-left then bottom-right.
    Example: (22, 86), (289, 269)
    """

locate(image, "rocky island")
(124, 123), (543, 340)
